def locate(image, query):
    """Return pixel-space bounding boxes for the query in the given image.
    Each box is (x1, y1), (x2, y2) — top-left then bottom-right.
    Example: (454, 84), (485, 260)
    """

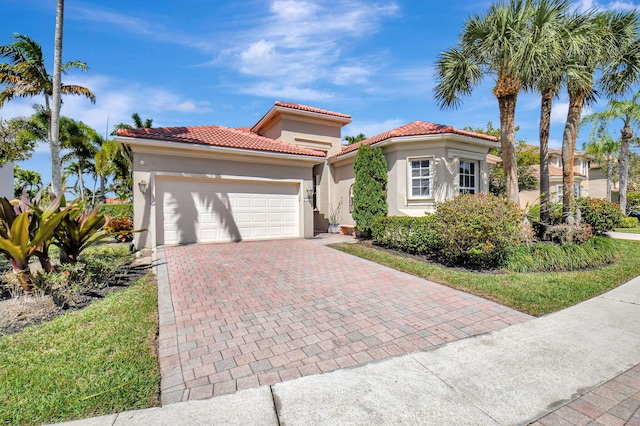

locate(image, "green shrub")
(434, 194), (523, 269)
(577, 197), (623, 234)
(504, 236), (619, 273)
(627, 193), (640, 215)
(99, 203), (133, 220)
(620, 216), (639, 228)
(527, 202), (563, 225)
(372, 215), (442, 255)
(352, 145), (388, 237)
(537, 223), (593, 244)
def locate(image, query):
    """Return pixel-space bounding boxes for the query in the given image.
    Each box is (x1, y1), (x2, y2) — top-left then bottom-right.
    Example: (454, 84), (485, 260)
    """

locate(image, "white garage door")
(158, 179), (300, 245)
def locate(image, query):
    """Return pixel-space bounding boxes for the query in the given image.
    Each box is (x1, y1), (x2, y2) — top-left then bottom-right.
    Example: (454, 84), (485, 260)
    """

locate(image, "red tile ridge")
(274, 101), (351, 119)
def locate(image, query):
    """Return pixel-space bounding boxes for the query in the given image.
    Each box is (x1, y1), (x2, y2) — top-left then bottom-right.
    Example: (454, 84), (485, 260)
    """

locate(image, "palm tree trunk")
(100, 174), (106, 202)
(50, 0), (64, 196)
(539, 88), (553, 224)
(77, 167), (85, 200)
(498, 94), (520, 203)
(619, 120), (633, 214)
(606, 156), (613, 202)
(561, 91), (585, 219)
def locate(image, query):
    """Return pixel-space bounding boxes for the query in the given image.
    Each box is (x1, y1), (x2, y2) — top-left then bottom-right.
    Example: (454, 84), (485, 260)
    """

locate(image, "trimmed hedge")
(620, 216), (640, 228)
(99, 203), (133, 220)
(577, 197), (623, 234)
(371, 215), (442, 255)
(504, 237), (619, 273)
(372, 194), (523, 269)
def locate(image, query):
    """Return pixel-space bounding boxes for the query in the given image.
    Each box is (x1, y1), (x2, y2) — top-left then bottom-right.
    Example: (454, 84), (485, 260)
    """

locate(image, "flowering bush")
(577, 197), (623, 234)
(104, 218), (134, 242)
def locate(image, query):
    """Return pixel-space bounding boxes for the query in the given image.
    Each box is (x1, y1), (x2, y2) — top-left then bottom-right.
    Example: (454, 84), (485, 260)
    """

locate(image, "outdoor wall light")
(138, 180), (149, 194)
(305, 186), (314, 202)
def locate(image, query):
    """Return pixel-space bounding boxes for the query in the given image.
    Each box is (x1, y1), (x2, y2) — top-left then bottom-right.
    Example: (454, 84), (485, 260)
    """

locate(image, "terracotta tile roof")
(116, 125), (325, 157)
(273, 101), (351, 119)
(337, 121), (498, 156)
(529, 164), (585, 178)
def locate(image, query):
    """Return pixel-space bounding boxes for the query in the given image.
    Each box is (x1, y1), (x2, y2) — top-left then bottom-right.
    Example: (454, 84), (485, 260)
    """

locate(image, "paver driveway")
(155, 237), (531, 404)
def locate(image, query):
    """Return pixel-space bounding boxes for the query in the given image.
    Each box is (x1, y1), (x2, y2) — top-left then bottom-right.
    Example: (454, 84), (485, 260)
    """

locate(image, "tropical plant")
(344, 133), (367, 145)
(0, 33), (95, 195)
(13, 165), (42, 199)
(581, 132), (620, 202)
(434, 0), (548, 203)
(0, 117), (38, 166)
(559, 11), (640, 218)
(0, 194), (70, 290)
(94, 139), (119, 202)
(53, 199), (110, 264)
(110, 113), (153, 199)
(581, 92), (640, 213)
(50, 0), (65, 196)
(577, 196), (624, 234)
(352, 144), (388, 237)
(60, 120), (101, 200)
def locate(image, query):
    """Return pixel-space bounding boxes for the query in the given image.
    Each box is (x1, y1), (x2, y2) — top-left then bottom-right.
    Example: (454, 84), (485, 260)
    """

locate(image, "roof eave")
(251, 105), (352, 133)
(115, 136), (326, 163)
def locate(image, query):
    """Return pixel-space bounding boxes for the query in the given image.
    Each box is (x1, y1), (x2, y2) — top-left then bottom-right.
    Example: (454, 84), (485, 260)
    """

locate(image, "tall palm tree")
(582, 133), (620, 202)
(435, 0), (541, 203)
(527, 2), (590, 223)
(581, 91), (640, 212)
(51, 0), (64, 196)
(0, 33), (95, 194)
(560, 11), (640, 217)
(60, 120), (100, 200)
(112, 112), (153, 134)
(94, 139), (119, 202)
(344, 133), (367, 145)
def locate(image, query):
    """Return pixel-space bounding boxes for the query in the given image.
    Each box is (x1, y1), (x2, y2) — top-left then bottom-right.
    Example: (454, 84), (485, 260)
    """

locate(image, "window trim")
(407, 156), (433, 200)
(459, 159), (478, 195)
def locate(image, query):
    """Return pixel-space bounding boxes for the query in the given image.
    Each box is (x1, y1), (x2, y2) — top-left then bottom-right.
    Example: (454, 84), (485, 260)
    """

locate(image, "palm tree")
(344, 133), (367, 145)
(112, 112), (153, 134)
(0, 33), (95, 195)
(94, 139), (119, 202)
(50, 0), (64, 196)
(528, 2), (590, 223)
(560, 11), (640, 217)
(60, 120), (100, 200)
(13, 165), (42, 199)
(581, 91), (640, 212)
(435, 0), (542, 203)
(582, 133), (620, 202)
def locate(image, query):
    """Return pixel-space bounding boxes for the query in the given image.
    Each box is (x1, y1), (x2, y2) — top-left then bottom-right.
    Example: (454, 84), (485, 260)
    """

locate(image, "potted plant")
(328, 199), (343, 234)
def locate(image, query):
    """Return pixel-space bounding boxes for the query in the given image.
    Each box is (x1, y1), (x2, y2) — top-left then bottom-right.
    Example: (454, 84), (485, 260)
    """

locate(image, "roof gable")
(116, 125), (325, 157)
(337, 121), (498, 156)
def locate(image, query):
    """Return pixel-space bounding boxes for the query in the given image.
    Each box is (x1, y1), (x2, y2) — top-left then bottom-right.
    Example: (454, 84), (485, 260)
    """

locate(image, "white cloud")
(342, 118), (406, 140)
(0, 74), (213, 135)
(550, 101), (569, 124)
(573, 0), (640, 11)
(239, 83), (333, 102)
(224, 0), (399, 100)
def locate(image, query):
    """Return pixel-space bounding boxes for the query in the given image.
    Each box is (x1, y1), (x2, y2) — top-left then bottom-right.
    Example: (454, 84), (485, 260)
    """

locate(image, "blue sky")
(1, 0), (639, 187)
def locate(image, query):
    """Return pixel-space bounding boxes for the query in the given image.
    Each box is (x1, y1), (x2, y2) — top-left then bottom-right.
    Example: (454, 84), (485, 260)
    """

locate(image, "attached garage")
(157, 178), (301, 245)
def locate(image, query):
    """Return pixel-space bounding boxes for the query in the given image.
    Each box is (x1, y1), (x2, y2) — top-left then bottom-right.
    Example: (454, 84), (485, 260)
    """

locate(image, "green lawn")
(0, 275), (159, 426)
(614, 227), (640, 234)
(331, 239), (640, 317)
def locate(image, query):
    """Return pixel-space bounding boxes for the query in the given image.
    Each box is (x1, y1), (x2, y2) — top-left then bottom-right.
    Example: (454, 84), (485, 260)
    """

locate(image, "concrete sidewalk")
(58, 275), (640, 425)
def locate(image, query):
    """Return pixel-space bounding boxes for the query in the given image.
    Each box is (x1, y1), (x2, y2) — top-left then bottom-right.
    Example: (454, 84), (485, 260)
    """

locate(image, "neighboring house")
(588, 162), (619, 203)
(0, 162), (13, 199)
(519, 148), (591, 208)
(115, 102), (498, 248)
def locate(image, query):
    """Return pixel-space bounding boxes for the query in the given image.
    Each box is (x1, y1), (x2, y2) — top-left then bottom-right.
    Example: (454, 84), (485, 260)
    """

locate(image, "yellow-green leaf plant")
(54, 198), (110, 264)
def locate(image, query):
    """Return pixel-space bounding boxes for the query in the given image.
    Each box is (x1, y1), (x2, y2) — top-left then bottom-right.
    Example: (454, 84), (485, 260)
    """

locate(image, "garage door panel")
(158, 179), (299, 245)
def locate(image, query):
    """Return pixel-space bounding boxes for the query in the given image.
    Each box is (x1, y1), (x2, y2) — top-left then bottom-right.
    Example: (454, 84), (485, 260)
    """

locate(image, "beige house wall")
(329, 137), (495, 224)
(129, 146), (316, 248)
(0, 162), (13, 199)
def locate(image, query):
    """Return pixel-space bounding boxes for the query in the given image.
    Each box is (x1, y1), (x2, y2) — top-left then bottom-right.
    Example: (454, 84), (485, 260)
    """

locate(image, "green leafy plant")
(620, 216), (639, 228)
(0, 194), (71, 291)
(577, 196), (624, 234)
(535, 223), (593, 245)
(54, 199), (110, 264)
(98, 202), (133, 220)
(434, 194), (523, 268)
(372, 215), (442, 255)
(352, 144), (388, 237)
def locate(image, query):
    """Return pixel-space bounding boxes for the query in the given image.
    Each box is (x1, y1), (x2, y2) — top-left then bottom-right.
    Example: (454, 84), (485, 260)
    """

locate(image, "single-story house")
(115, 102), (498, 248)
(0, 162), (13, 199)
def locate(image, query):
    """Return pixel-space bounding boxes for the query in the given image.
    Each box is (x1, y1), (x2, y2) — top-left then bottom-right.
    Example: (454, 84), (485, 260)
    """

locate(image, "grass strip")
(0, 274), (159, 426)
(331, 239), (640, 317)
(614, 227), (640, 234)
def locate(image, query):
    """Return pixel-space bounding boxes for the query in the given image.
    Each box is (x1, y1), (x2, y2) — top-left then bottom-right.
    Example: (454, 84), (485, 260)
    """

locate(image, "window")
(555, 183), (582, 202)
(409, 158), (431, 198)
(580, 160), (589, 176)
(459, 160), (477, 194)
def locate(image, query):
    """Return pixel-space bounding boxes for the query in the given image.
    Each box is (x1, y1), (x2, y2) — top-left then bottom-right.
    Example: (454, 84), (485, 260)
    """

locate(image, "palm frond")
(60, 85), (96, 103)
(434, 47), (483, 110)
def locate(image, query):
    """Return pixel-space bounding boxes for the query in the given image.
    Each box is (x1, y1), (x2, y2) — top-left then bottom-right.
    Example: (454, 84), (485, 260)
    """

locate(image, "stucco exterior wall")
(130, 148), (315, 248)
(330, 137), (494, 223)
(261, 115), (343, 156)
(0, 162), (13, 199)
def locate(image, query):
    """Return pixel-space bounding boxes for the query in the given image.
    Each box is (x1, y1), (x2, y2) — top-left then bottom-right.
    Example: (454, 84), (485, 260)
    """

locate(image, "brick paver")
(156, 237), (531, 404)
(532, 364), (640, 425)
